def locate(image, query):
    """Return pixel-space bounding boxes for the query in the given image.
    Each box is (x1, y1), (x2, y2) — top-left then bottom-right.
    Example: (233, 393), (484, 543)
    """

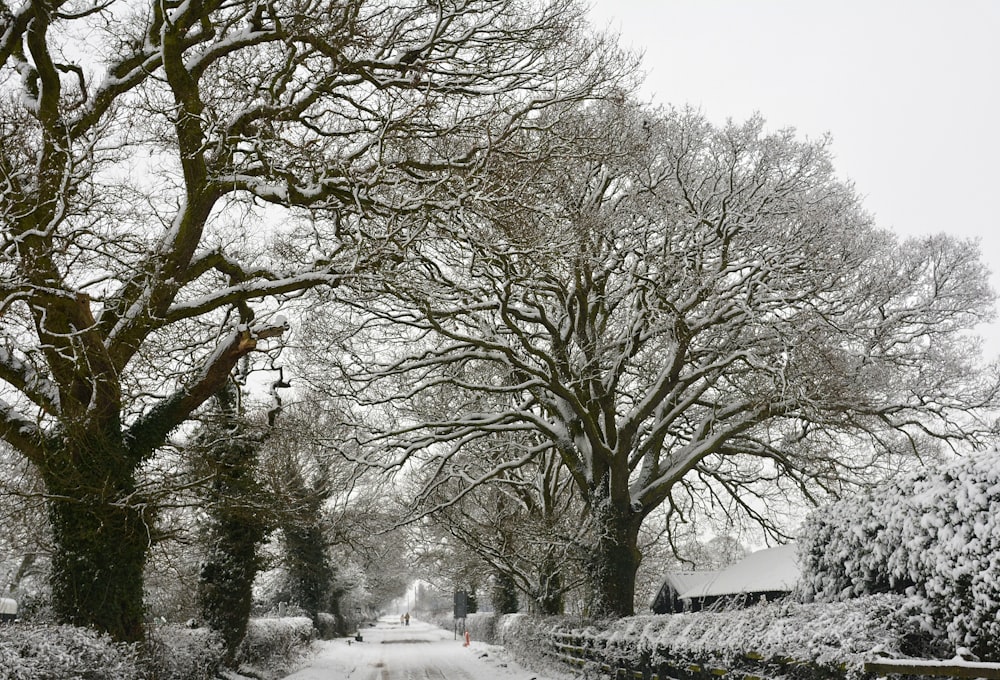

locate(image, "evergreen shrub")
(235, 616), (314, 670)
(142, 624), (225, 680)
(799, 449), (1000, 660)
(0, 624), (142, 680)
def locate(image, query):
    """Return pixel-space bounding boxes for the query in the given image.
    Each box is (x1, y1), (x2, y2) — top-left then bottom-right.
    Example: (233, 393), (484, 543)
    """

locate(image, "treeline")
(1, 0), (998, 670)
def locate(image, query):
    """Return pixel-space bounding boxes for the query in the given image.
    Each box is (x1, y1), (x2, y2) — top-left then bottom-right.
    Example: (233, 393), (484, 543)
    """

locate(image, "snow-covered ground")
(281, 616), (568, 680)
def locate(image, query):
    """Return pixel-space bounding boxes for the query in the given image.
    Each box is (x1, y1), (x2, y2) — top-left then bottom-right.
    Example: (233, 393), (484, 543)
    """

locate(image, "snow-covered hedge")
(0, 624), (143, 680)
(799, 450), (1000, 660)
(496, 613), (569, 673)
(146, 618), (314, 678)
(143, 624), (225, 680)
(315, 612), (341, 639)
(426, 611), (498, 644)
(235, 615), (315, 671)
(0, 617), (315, 679)
(498, 597), (938, 679)
(462, 612), (499, 644)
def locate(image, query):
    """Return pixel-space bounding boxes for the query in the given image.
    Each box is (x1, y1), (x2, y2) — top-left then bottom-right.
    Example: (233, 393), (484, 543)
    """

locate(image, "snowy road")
(282, 617), (565, 680)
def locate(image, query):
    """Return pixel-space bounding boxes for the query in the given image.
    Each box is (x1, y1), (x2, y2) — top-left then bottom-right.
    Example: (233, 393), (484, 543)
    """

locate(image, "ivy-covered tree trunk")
(196, 386), (272, 665)
(273, 440), (339, 633)
(43, 439), (149, 643)
(284, 521), (334, 623)
(199, 523), (266, 665)
(492, 571), (520, 614)
(586, 498), (643, 619)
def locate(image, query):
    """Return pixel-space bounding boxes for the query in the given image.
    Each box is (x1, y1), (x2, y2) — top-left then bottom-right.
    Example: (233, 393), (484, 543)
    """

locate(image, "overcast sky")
(586, 0), (1000, 358)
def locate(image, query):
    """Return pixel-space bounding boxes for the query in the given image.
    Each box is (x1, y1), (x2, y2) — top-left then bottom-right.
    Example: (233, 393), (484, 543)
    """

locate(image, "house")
(653, 544), (800, 613)
(677, 544), (800, 610)
(650, 570), (720, 614)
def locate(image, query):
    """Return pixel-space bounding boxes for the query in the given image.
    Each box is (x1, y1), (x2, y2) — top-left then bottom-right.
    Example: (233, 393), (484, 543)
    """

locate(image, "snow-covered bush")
(0, 623), (143, 679)
(496, 613), (573, 674)
(799, 449), (1000, 660)
(142, 624), (225, 680)
(315, 612), (341, 639)
(604, 596), (939, 670)
(0, 619), (315, 680)
(461, 612), (498, 644)
(426, 611), (498, 644)
(499, 597), (939, 679)
(235, 616), (314, 672)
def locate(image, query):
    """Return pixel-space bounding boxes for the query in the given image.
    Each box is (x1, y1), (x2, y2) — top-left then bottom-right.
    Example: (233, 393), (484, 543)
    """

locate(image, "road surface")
(281, 616), (566, 680)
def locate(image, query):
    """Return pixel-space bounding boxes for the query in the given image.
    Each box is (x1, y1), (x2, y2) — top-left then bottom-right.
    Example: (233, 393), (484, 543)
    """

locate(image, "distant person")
(404, 612), (410, 626)
(400, 613), (405, 624)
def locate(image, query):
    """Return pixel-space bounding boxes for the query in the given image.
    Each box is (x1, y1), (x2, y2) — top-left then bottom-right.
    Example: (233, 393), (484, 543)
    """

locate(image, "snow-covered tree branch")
(315, 102), (1000, 618)
(0, 0), (628, 640)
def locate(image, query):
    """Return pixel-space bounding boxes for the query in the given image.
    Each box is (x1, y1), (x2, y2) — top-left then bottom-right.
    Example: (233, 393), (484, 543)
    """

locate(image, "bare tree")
(257, 396), (376, 634)
(325, 102), (1000, 618)
(0, 0), (626, 640)
(420, 445), (590, 614)
(0, 442), (50, 614)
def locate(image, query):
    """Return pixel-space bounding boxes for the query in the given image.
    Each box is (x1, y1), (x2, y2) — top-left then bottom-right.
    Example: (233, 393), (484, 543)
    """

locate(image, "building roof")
(660, 570), (719, 595)
(676, 544), (799, 599)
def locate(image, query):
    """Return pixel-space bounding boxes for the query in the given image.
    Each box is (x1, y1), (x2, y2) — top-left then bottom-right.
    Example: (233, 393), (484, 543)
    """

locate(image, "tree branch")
(123, 317), (289, 461)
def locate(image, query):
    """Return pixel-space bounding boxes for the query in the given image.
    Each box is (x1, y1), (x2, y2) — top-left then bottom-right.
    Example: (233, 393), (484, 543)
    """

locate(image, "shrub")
(423, 611), (498, 644)
(498, 597), (939, 679)
(315, 612), (342, 639)
(0, 619), (314, 680)
(496, 613), (576, 674)
(492, 572), (520, 614)
(235, 616), (314, 673)
(461, 612), (498, 644)
(142, 624), (225, 680)
(606, 596), (940, 669)
(799, 449), (1000, 660)
(0, 623), (142, 680)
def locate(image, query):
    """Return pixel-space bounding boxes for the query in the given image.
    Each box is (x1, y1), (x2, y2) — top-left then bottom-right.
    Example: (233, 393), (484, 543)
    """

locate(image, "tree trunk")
(44, 447), (149, 642)
(196, 387), (272, 665)
(284, 521), (333, 621)
(492, 571), (520, 614)
(199, 533), (260, 665)
(586, 499), (642, 619)
(198, 472), (269, 665)
(535, 556), (564, 615)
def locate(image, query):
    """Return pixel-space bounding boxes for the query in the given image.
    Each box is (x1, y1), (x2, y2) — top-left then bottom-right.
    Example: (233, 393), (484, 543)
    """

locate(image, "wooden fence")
(865, 660), (1000, 680)
(546, 631), (1000, 680)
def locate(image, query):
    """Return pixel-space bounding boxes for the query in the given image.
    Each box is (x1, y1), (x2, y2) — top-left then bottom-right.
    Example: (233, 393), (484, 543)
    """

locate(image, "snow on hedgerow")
(601, 596), (935, 669)
(496, 597), (937, 678)
(0, 624), (143, 680)
(798, 448), (1000, 660)
(236, 616), (315, 671)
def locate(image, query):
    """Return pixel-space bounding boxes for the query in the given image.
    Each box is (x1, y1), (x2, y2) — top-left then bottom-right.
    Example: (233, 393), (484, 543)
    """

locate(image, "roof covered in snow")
(677, 544), (800, 599)
(660, 570), (719, 594)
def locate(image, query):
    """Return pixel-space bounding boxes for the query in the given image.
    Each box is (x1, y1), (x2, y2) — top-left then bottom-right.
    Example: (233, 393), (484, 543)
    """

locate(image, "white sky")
(586, 0), (1000, 358)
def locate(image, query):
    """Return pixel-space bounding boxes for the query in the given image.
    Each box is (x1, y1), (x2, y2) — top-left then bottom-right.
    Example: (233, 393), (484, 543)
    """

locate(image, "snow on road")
(282, 616), (566, 680)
